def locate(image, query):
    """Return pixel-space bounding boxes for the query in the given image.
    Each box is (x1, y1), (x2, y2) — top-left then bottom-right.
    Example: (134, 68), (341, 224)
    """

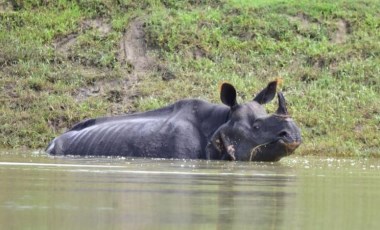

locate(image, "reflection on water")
(0, 151), (380, 229)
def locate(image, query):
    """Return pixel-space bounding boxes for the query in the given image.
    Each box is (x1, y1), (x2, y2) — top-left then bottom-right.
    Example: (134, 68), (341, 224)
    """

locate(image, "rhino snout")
(277, 126), (302, 147)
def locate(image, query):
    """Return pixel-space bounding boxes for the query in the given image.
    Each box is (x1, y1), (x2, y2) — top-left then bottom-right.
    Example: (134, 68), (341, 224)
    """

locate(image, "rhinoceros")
(46, 80), (301, 161)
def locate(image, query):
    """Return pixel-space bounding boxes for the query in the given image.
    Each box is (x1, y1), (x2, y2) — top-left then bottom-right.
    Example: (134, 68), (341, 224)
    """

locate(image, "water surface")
(1, 151), (380, 229)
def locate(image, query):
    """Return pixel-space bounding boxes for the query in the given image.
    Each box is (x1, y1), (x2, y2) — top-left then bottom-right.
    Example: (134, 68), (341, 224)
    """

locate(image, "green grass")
(0, 0), (379, 157)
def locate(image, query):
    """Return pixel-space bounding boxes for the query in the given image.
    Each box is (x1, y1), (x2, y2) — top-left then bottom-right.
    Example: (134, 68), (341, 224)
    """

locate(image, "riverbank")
(1, 0), (379, 157)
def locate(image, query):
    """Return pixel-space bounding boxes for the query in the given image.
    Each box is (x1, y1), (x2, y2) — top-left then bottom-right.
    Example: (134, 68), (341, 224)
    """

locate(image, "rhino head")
(206, 80), (302, 161)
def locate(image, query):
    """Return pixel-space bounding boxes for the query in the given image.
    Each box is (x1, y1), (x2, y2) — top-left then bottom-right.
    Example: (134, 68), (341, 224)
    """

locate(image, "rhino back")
(46, 99), (229, 158)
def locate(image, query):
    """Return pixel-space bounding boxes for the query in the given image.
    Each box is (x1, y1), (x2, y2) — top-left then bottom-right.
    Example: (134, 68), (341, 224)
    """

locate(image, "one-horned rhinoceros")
(46, 80), (301, 161)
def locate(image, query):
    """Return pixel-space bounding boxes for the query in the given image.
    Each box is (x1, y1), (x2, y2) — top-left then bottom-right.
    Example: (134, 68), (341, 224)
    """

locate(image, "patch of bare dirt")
(331, 19), (350, 44)
(288, 12), (318, 30)
(288, 14), (350, 44)
(53, 33), (78, 56)
(289, 14), (308, 29)
(52, 17), (169, 112)
(118, 18), (154, 74)
(0, 1), (13, 12)
(53, 18), (112, 56)
(53, 17), (161, 79)
(80, 19), (112, 35)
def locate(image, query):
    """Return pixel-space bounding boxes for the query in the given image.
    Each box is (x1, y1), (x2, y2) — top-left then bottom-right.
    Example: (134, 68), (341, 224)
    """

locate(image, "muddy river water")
(1, 151), (379, 229)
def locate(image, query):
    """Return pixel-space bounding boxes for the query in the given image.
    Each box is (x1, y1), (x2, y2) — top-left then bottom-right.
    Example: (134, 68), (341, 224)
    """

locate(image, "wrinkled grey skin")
(46, 81), (301, 161)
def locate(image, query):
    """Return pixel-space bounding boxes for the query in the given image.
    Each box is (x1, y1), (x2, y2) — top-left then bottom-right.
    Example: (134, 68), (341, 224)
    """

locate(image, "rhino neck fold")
(195, 103), (230, 139)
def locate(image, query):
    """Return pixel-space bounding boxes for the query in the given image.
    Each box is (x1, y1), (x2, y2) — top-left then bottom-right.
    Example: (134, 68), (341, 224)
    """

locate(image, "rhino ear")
(276, 92), (289, 115)
(253, 80), (278, 104)
(220, 83), (237, 107)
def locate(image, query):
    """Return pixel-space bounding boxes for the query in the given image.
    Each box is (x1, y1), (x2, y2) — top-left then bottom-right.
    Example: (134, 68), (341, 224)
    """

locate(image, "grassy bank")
(0, 0), (379, 157)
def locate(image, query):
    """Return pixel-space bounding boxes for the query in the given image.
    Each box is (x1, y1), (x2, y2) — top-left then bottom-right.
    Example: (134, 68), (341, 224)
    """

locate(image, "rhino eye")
(252, 119), (263, 131)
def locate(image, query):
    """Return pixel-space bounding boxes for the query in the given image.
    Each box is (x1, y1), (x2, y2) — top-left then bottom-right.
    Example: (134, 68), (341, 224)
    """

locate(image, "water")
(1, 151), (380, 230)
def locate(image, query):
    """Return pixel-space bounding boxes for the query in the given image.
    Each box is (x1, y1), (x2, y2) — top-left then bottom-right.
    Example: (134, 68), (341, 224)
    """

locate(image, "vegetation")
(0, 0), (379, 157)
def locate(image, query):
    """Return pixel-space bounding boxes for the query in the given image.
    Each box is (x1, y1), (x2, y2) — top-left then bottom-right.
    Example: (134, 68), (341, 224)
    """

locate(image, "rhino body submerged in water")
(46, 80), (302, 161)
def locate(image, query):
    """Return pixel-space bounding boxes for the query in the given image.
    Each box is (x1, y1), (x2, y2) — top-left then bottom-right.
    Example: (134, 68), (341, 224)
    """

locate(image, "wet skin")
(46, 80), (301, 161)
